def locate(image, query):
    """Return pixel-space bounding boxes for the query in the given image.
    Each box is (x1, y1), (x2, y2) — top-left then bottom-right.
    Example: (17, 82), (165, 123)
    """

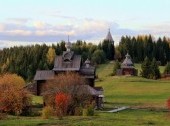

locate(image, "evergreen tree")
(141, 57), (151, 79)
(164, 62), (170, 74)
(101, 40), (115, 60)
(151, 58), (160, 79)
(141, 57), (160, 79)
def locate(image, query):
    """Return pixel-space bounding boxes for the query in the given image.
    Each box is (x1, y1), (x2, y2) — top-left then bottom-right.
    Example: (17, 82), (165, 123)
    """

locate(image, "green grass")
(1, 63), (170, 126)
(96, 63), (169, 108)
(134, 63), (165, 75)
(1, 109), (170, 126)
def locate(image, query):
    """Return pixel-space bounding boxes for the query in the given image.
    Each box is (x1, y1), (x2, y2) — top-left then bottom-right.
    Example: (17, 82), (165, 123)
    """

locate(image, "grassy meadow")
(96, 63), (170, 108)
(1, 63), (170, 126)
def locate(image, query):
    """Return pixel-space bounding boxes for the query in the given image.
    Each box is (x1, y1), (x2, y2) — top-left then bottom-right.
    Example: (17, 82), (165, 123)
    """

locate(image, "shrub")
(167, 98), (170, 110)
(0, 73), (32, 115)
(55, 93), (71, 119)
(82, 106), (94, 116)
(43, 72), (91, 115)
(91, 49), (106, 64)
(113, 60), (121, 76)
(82, 108), (88, 116)
(42, 106), (54, 119)
(0, 113), (7, 120)
(74, 107), (83, 116)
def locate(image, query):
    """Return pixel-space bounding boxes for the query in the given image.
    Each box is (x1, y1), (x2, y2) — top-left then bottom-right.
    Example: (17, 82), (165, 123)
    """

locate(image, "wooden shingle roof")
(53, 54), (81, 71)
(80, 66), (95, 75)
(34, 70), (55, 80)
(121, 53), (134, 69)
(105, 29), (114, 42)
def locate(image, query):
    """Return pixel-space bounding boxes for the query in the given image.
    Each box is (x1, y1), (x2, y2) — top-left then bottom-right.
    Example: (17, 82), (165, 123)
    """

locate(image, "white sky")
(0, 0), (170, 48)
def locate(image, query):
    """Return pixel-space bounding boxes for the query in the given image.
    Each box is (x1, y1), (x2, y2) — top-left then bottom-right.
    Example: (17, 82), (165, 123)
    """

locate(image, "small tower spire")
(65, 35), (71, 52)
(105, 28), (114, 43)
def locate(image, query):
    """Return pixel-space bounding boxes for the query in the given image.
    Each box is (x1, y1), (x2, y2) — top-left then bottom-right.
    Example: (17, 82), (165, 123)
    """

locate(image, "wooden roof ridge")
(53, 54), (82, 71)
(34, 70), (55, 80)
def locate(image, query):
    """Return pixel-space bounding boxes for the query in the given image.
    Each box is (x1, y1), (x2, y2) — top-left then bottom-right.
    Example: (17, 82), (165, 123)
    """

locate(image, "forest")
(0, 35), (170, 81)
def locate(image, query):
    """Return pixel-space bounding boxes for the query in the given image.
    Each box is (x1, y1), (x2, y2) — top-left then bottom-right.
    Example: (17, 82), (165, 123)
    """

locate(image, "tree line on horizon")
(116, 35), (170, 65)
(0, 34), (169, 81)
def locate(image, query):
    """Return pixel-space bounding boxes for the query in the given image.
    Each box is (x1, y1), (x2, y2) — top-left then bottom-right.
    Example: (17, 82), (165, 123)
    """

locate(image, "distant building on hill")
(117, 53), (138, 76)
(105, 29), (114, 44)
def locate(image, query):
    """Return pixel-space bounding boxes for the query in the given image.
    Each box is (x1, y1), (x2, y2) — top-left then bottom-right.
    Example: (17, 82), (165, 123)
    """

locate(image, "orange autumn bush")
(167, 98), (170, 110)
(43, 72), (90, 115)
(0, 73), (32, 115)
(55, 92), (71, 119)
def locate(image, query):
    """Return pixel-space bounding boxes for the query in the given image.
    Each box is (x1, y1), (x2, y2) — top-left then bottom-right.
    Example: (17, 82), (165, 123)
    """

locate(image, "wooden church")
(117, 53), (138, 76)
(32, 37), (104, 108)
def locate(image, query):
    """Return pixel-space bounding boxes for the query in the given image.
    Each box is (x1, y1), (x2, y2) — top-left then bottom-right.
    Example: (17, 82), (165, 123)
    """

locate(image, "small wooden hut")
(117, 53), (137, 76)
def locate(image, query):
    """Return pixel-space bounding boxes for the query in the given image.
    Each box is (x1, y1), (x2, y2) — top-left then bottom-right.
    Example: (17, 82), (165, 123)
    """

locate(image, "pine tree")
(141, 57), (151, 78)
(164, 62), (170, 74)
(151, 58), (160, 79)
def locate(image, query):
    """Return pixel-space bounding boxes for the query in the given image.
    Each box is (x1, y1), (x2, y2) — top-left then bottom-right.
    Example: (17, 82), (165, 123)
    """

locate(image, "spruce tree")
(141, 57), (151, 78)
(164, 62), (170, 74)
(151, 58), (160, 79)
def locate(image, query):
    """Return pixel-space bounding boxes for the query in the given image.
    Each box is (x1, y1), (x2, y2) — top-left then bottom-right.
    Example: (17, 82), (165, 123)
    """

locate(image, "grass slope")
(1, 63), (170, 126)
(96, 63), (169, 108)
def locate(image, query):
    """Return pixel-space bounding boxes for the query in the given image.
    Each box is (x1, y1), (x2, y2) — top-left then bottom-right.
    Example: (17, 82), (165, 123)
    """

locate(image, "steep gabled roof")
(80, 66), (95, 76)
(121, 53), (134, 68)
(53, 54), (81, 71)
(105, 29), (114, 42)
(34, 70), (55, 80)
(80, 59), (96, 78)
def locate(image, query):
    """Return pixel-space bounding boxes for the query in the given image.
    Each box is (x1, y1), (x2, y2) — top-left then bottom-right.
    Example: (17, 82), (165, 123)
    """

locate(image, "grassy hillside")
(1, 63), (170, 126)
(134, 63), (165, 75)
(96, 63), (169, 108)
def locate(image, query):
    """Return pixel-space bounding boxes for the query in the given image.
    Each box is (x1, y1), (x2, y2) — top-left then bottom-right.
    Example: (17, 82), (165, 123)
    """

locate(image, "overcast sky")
(0, 0), (170, 48)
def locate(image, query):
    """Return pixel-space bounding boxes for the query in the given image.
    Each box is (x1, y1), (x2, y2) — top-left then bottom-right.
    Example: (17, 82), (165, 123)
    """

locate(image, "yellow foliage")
(46, 47), (56, 65)
(42, 106), (54, 119)
(0, 73), (31, 115)
(0, 73), (25, 89)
